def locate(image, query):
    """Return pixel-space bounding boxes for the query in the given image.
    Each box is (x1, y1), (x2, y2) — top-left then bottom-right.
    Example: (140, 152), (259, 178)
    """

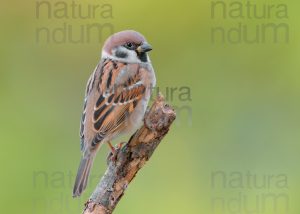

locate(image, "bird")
(73, 30), (156, 197)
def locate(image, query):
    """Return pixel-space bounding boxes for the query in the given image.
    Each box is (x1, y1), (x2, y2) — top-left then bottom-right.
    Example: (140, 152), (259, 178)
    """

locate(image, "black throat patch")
(137, 52), (148, 62)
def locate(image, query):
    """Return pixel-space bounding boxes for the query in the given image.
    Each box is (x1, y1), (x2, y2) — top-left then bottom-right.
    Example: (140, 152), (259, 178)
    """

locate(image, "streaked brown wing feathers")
(91, 63), (145, 145)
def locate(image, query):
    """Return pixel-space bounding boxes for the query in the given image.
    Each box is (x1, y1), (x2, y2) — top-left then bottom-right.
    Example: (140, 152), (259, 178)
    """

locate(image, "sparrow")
(73, 30), (156, 197)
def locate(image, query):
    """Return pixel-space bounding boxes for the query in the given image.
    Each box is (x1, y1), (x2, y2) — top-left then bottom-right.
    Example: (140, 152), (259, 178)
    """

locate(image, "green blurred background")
(1, 0), (300, 213)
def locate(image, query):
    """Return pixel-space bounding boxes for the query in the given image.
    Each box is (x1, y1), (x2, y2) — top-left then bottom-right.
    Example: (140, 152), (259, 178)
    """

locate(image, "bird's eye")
(124, 42), (135, 50)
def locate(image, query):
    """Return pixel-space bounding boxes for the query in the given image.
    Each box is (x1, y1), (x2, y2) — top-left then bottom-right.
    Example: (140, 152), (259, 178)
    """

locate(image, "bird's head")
(102, 30), (152, 63)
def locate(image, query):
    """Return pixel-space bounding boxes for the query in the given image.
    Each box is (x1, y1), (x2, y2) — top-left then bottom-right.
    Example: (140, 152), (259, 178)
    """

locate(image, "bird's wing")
(79, 63), (100, 151)
(85, 60), (146, 148)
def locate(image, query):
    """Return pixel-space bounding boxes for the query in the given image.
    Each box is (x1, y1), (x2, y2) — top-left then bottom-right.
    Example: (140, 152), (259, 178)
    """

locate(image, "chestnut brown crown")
(103, 30), (151, 54)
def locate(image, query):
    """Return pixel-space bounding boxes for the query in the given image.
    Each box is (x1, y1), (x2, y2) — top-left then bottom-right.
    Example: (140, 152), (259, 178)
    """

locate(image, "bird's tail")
(73, 154), (94, 197)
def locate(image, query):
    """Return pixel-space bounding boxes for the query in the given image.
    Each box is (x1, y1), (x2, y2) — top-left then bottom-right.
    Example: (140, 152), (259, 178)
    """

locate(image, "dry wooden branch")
(82, 95), (176, 214)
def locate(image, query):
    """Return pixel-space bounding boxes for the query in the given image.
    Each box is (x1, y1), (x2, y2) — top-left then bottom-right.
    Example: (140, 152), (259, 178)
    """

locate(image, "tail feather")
(73, 155), (94, 197)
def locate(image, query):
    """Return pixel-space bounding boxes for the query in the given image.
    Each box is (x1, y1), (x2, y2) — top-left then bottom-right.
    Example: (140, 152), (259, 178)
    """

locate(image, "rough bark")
(82, 95), (176, 214)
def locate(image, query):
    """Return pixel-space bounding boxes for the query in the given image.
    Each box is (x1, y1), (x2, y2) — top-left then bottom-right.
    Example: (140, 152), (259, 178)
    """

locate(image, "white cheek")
(126, 50), (139, 62)
(116, 46), (140, 63)
(102, 47), (142, 64)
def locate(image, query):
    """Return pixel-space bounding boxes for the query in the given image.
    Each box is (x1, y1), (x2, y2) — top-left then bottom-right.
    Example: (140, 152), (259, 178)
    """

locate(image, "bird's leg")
(107, 141), (116, 154)
(106, 141), (118, 165)
(106, 141), (126, 165)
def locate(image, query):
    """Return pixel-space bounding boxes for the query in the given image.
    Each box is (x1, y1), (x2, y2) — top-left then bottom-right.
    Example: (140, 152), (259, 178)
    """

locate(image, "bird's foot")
(106, 142), (125, 165)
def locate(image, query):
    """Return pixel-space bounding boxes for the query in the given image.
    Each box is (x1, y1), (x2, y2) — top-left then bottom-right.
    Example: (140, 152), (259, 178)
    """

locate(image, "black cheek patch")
(115, 50), (128, 58)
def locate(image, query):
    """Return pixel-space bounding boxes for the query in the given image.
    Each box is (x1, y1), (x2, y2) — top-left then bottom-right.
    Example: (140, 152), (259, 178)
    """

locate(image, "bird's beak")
(136, 43), (152, 53)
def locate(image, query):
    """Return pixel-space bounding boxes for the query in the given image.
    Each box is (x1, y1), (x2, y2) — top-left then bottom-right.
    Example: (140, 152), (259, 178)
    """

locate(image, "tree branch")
(82, 95), (176, 214)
